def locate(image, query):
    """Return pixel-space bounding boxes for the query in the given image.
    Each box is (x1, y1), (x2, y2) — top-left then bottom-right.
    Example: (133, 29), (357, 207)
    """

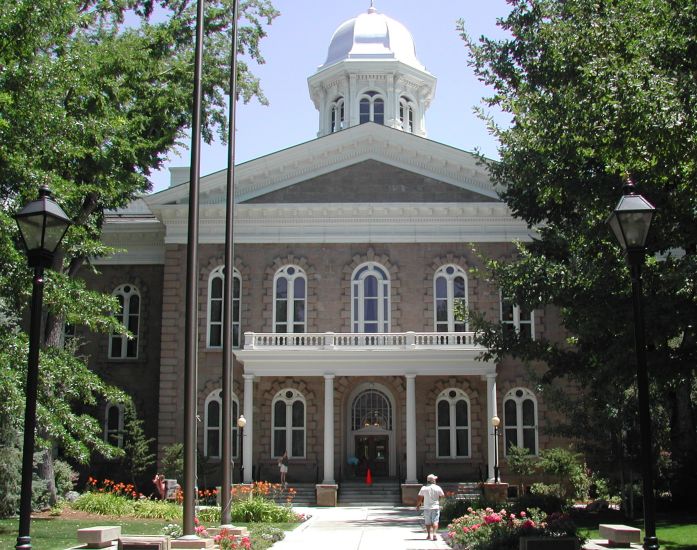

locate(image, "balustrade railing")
(243, 331), (481, 350)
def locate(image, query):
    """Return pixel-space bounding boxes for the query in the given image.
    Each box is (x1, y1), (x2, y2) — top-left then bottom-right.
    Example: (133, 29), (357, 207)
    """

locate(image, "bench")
(598, 524), (641, 548)
(77, 526), (121, 548)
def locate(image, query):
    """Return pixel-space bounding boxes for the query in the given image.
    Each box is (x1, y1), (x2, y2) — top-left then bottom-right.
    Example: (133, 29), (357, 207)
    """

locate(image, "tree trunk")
(668, 374), (697, 506)
(36, 441), (57, 507)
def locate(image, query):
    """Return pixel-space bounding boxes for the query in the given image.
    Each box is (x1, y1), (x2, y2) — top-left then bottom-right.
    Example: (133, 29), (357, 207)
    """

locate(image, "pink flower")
(484, 513), (502, 524)
(520, 511), (526, 517)
(522, 519), (536, 529)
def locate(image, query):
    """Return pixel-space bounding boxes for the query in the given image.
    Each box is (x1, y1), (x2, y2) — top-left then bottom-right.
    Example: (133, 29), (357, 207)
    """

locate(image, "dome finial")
(368, 1), (377, 14)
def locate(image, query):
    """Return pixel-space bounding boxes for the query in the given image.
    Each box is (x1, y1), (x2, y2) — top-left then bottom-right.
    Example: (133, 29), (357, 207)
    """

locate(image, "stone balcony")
(236, 331), (494, 377)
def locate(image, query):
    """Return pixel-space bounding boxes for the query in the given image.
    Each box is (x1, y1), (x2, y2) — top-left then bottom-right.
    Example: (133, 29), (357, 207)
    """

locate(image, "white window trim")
(500, 293), (535, 339)
(271, 389), (306, 459)
(104, 402), (124, 448)
(358, 90), (386, 124)
(272, 265), (307, 334)
(330, 97), (345, 132)
(434, 265), (468, 332)
(503, 387), (539, 456)
(399, 96), (415, 133)
(351, 262), (391, 333)
(203, 389), (240, 459)
(436, 389), (471, 458)
(206, 266), (242, 349)
(108, 284), (140, 359)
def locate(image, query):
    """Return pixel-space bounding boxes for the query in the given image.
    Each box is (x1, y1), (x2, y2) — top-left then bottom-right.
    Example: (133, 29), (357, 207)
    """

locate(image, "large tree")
(461, 0), (697, 503)
(0, 0), (278, 505)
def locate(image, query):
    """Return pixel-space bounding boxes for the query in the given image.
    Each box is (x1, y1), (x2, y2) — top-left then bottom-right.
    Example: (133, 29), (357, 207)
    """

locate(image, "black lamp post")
(14, 186), (71, 550)
(237, 415), (246, 483)
(491, 416), (501, 484)
(607, 181), (658, 550)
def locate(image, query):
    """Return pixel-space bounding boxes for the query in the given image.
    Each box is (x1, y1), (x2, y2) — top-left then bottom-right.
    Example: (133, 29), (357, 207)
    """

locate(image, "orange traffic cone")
(365, 468), (373, 485)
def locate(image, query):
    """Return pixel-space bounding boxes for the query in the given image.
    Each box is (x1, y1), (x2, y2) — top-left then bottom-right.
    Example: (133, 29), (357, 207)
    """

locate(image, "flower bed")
(446, 507), (582, 550)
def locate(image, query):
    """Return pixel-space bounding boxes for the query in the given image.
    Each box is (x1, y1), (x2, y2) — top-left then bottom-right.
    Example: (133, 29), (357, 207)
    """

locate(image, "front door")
(355, 435), (389, 478)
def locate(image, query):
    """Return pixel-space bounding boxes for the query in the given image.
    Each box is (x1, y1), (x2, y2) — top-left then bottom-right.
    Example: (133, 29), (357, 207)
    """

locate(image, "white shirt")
(418, 483), (444, 510)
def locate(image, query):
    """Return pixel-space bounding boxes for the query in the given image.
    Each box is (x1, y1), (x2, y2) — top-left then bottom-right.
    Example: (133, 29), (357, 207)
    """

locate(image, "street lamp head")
(237, 415), (246, 429)
(607, 180), (655, 253)
(15, 186), (71, 269)
(491, 415), (501, 428)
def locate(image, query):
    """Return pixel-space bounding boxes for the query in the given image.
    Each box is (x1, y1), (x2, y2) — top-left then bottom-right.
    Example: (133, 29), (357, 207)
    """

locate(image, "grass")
(576, 514), (697, 550)
(0, 517), (299, 550)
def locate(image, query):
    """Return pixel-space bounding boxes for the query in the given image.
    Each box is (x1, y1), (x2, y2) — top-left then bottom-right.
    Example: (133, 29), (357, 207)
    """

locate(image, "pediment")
(241, 160), (499, 204)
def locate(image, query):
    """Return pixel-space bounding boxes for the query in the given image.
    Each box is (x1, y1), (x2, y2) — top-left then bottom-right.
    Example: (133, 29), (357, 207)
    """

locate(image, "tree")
(1, 0), (278, 504)
(121, 402), (156, 491)
(460, 0), (697, 504)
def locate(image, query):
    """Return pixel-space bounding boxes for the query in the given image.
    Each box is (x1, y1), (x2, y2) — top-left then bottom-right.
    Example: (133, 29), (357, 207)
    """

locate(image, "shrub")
(536, 448), (590, 502)
(161, 443), (183, 481)
(53, 459), (77, 498)
(248, 524), (285, 544)
(73, 492), (135, 516)
(197, 506), (220, 524)
(231, 496), (297, 523)
(0, 437), (21, 517)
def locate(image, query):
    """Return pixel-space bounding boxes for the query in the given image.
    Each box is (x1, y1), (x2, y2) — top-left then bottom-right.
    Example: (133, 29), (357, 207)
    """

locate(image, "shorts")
(423, 508), (440, 525)
(279, 465), (288, 474)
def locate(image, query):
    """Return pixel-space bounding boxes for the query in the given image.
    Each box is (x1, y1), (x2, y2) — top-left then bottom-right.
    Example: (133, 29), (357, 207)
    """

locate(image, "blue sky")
(148, 0), (512, 192)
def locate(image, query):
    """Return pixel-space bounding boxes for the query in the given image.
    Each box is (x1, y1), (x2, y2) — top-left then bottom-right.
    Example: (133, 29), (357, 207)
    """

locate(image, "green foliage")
(160, 443), (184, 481)
(196, 506), (221, 524)
(231, 497), (297, 523)
(0, 426), (21, 518)
(460, 0), (697, 500)
(121, 403), (156, 489)
(73, 492), (182, 520)
(506, 446), (536, 478)
(52, 459), (77, 498)
(537, 448), (591, 502)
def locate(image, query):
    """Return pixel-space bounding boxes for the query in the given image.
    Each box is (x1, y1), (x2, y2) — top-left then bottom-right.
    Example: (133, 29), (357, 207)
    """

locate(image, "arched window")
(359, 91), (385, 124)
(399, 96), (415, 133)
(434, 265), (468, 332)
(351, 262), (390, 333)
(436, 389), (470, 458)
(272, 389), (305, 458)
(351, 389), (392, 430)
(109, 284), (140, 359)
(207, 266), (241, 348)
(501, 294), (534, 339)
(330, 97), (345, 132)
(204, 389), (240, 459)
(104, 402), (124, 448)
(273, 265), (306, 334)
(503, 388), (538, 455)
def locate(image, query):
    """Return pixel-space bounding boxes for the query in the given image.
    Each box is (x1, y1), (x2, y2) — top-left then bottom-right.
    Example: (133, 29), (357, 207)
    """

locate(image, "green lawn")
(577, 515), (697, 550)
(0, 518), (299, 550)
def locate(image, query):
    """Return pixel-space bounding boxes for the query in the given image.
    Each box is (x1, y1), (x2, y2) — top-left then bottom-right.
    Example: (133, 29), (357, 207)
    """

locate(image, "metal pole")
(221, 0), (240, 526)
(183, 0), (205, 536)
(239, 426), (244, 483)
(493, 426), (499, 484)
(16, 267), (44, 550)
(629, 254), (659, 550)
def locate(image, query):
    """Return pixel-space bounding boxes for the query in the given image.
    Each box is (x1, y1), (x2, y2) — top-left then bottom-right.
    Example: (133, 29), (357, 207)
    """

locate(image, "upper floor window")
(109, 284), (140, 359)
(503, 387), (538, 455)
(330, 97), (345, 132)
(272, 389), (305, 458)
(352, 262), (390, 333)
(434, 265), (467, 332)
(436, 389), (470, 458)
(207, 266), (241, 348)
(399, 97), (414, 133)
(104, 402), (124, 448)
(501, 295), (534, 339)
(204, 389), (240, 459)
(274, 265), (306, 334)
(359, 91), (385, 125)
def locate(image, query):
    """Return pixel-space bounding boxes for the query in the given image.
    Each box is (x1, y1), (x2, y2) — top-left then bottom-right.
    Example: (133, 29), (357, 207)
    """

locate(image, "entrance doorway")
(355, 435), (389, 478)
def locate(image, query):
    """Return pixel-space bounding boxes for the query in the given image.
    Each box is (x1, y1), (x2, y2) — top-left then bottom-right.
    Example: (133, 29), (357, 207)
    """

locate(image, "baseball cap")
(427, 474), (438, 482)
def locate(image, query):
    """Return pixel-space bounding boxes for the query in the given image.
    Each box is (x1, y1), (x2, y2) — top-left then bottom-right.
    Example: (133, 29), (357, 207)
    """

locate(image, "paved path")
(272, 506), (451, 550)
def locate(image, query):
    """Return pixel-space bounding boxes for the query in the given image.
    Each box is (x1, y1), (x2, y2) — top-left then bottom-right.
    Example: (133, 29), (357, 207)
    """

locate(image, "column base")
(316, 484), (338, 506)
(401, 483), (422, 506)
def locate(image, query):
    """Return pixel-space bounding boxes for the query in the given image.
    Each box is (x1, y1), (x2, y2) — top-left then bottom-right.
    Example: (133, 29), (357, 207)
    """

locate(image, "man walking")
(416, 473), (445, 541)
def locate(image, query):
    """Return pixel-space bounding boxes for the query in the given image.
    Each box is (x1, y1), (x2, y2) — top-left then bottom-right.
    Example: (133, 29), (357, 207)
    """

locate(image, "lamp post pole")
(607, 181), (658, 550)
(14, 186), (71, 550)
(491, 416), (500, 484)
(238, 415), (246, 484)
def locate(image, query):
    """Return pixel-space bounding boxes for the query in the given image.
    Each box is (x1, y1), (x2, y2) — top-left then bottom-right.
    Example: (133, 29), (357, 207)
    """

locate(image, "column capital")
(405, 373), (417, 380)
(243, 373), (255, 381)
(323, 374), (335, 380)
(484, 373), (498, 381)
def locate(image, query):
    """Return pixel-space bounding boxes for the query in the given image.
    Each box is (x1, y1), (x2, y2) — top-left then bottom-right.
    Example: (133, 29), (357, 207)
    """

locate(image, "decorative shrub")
(0, 435), (21, 517)
(160, 443), (183, 481)
(446, 507), (582, 550)
(53, 459), (78, 498)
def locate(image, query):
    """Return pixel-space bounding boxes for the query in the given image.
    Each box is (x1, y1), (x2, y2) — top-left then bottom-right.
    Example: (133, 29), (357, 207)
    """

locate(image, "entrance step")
(338, 480), (402, 506)
(270, 483), (316, 506)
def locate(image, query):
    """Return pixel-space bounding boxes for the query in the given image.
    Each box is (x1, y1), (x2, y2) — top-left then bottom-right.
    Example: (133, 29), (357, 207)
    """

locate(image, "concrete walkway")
(272, 505), (451, 550)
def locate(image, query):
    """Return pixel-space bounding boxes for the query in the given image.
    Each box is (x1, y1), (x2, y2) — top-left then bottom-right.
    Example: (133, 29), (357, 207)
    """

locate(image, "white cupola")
(308, 3), (436, 138)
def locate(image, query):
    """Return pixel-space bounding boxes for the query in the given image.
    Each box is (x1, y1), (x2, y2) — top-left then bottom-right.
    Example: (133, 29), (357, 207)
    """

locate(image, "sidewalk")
(272, 505), (451, 550)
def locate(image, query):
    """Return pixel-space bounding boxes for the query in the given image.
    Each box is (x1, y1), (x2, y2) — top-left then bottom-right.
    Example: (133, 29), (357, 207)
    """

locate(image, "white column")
(485, 373), (498, 482)
(405, 374), (418, 483)
(323, 375), (335, 484)
(243, 374), (254, 483)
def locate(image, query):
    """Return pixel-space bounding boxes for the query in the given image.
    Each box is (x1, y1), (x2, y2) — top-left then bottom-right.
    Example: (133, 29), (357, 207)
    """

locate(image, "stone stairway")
(273, 483), (317, 506)
(440, 481), (483, 501)
(338, 480), (402, 506)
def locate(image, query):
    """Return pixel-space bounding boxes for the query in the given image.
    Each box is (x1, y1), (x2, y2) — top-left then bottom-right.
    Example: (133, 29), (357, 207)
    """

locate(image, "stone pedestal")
(171, 536), (214, 548)
(483, 482), (508, 503)
(77, 526), (121, 548)
(316, 484), (338, 506)
(401, 483), (422, 506)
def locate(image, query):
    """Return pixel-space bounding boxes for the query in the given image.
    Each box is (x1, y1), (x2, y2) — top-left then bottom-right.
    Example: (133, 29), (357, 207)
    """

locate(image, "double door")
(355, 435), (389, 478)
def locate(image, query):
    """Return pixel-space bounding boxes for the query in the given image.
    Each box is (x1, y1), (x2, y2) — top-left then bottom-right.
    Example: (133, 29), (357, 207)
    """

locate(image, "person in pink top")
(416, 473), (445, 541)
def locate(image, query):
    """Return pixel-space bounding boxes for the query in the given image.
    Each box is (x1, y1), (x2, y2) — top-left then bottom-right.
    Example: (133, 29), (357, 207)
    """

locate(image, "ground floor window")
(272, 389), (305, 458)
(503, 387), (538, 455)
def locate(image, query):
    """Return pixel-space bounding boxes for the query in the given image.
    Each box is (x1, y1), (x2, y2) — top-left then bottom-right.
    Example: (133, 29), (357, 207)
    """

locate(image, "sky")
(148, 0), (512, 193)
